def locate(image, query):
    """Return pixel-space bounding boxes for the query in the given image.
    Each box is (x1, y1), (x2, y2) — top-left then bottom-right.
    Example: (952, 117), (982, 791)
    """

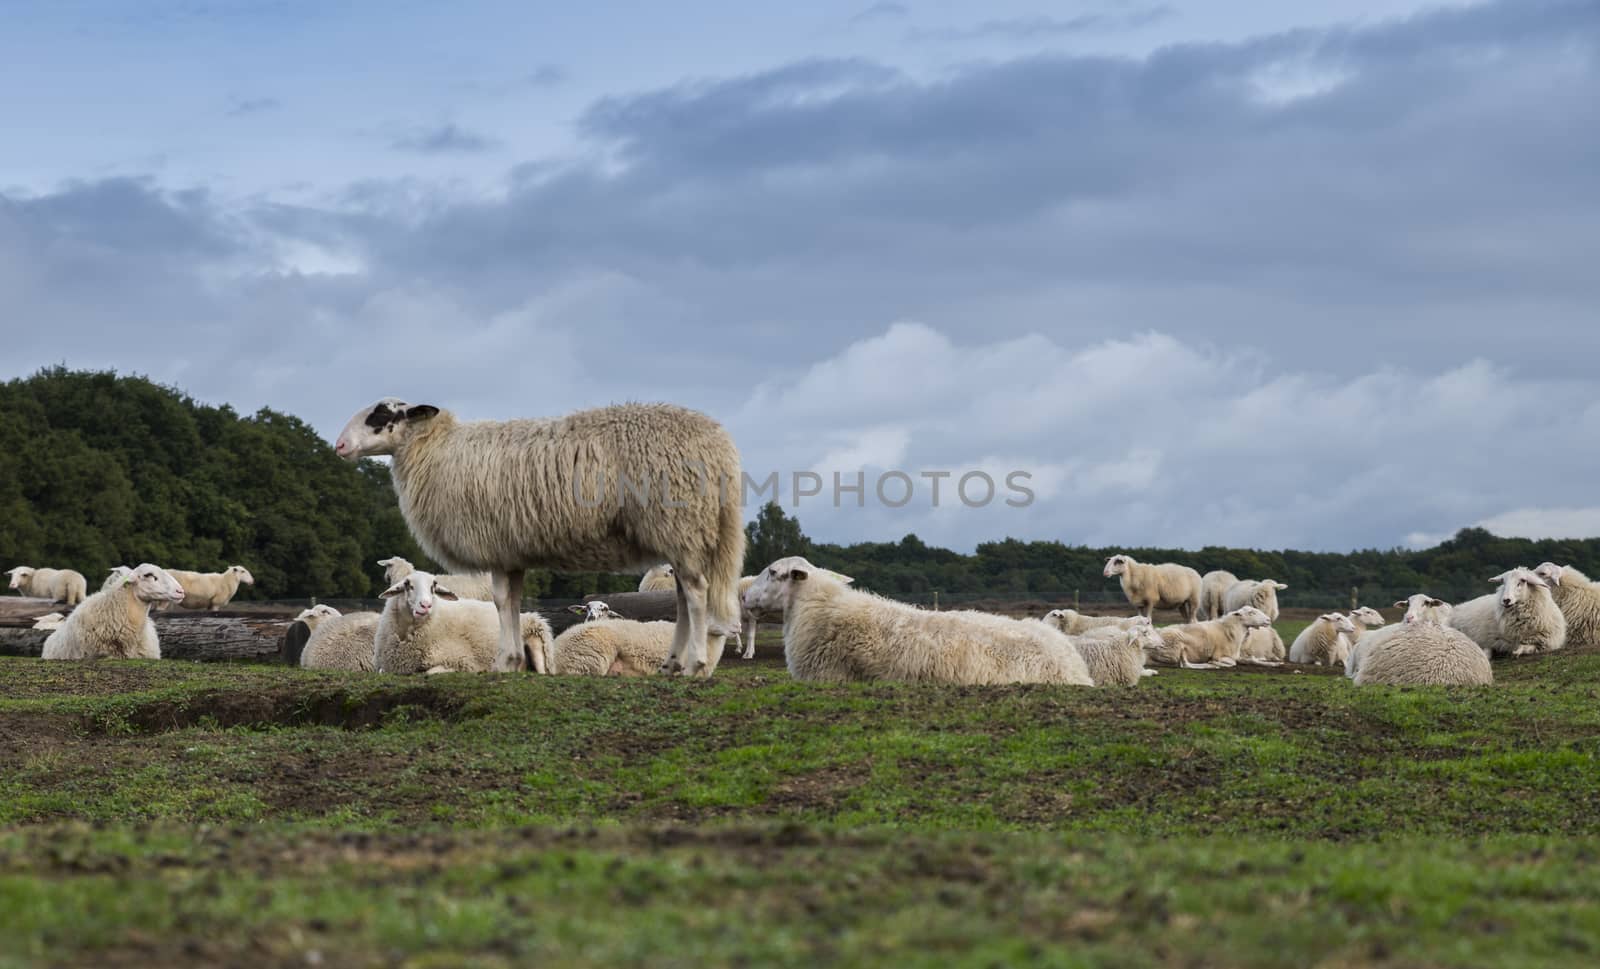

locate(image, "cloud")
(1474, 508), (1600, 541)
(390, 123), (499, 154)
(225, 96), (281, 117)
(911, 6), (1174, 42)
(851, 2), (909, 24)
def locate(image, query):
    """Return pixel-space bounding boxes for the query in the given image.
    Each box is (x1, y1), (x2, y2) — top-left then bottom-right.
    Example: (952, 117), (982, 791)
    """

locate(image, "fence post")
(1074, 589), (1080, 610)
(933, 591), (939, 611)
(1350, 587), (1358, 610)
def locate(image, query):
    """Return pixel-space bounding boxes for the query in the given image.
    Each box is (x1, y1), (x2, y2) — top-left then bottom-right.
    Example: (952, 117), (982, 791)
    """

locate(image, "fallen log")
(0, 597), (68, 622)
(0, 614), (291, 662)
(537, 590), (680, 634)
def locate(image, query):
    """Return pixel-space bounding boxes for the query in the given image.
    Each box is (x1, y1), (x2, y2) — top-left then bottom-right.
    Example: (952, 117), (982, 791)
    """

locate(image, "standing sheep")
(164, 566), (255, 610)
(1103, 555), (1202, 621)
(744, 557), (1092, 686)
(41, 565), (184, 660)
(335, 398), (744, 678)
(374, 570), (555, 675)
(378, 556), (495, 602)
(1144, 607), (1273, 669)
(638, 565), (676, 593)
(1448, 569), (1567, 658)
(1198, 570), (1238, 621)
(1533, 563), (1600, 648)
(1222, 579), (1288, 622)
(1289, 613), (1358, 666)
(6, 566), (88, 606)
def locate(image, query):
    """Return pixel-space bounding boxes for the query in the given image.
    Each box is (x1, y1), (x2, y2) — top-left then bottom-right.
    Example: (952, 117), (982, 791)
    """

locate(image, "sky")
(2, 0), (1598, 554)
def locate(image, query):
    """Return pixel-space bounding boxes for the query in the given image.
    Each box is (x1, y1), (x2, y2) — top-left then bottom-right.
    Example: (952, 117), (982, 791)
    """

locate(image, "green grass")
(3, 629), (1600, 966)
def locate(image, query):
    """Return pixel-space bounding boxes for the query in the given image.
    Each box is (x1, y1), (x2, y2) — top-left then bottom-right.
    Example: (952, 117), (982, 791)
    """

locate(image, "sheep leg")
(678, 572), (712, 677)
(741, 614), (757, 660)
(660, 578), (691, 675)
(490, 569), (531, 673)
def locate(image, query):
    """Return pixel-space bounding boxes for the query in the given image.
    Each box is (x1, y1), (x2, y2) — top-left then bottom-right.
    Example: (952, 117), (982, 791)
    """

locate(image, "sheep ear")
(567, 604), (588, 614)
(790, 568), (809, 582)
(377, 557), (398, 567)
(1393, 600), (1408, 609)
(380, 581), (407, 599)
(1426, 597), (1445, 607)
(434, 585), (460, 601)
(1274, 582), (1288, 590)
(405, 405), (439, 421)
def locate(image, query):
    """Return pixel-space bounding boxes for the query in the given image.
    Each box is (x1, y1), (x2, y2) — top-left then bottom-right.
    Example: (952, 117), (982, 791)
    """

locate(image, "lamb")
(638, 564), (676, 593)
(335, 398), (744, 678)
(164, 566), (254, 610)
(738, 567), (854, 660)
(1222, 579), (1288, 622)
(744, 557), (1092, 685)
(1144, 607), (1274, 669)
(40, 564), (184, 660)
(1289, 612), (1358, 666)
(1348, 599), (1491, 686)
(544, 619), (676, 676)
(378, 556), (495, 602)
(1198, 570), (1238, 621)
(1069, 618), (1162, 686)
(6, 566), (88, 606)
(374, 570), (555, 675)
(1448, 568), (1566, 658)
(1103, 554), (1202, 621)
(1239, 626), (1286, 665)
(299, 607), (382, 672)
(1041, 608), (1145, 636)
(1533, 563), (1600, 648)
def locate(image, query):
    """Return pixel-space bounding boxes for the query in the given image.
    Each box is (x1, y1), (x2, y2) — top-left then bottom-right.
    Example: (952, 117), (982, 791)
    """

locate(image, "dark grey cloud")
(390, 123), (499, 154)
(911, 6), (1174, 42)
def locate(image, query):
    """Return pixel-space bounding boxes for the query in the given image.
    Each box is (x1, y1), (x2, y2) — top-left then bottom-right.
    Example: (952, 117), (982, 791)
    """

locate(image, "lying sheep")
(335, 398), (744, 678)
(1449, 568), (1566, 658)
(1070, 618), (1162, 686)
(1103, 555), (1202, 621)
(568, 601), (623, 622)
(1240, 626), (1286, 665)
(31, 612), (66, 630)
(163, 566), (254, 610)
(1198, 570), (1238, 621)
(1223, 579), (1288, 622)
(41, 565), (184, 660)
(299, 607), (382, 672)
(744, 557), (1092, 685)
(1348, 605), (1388, 644)
(378, 556), (495, 602)
(1534, 563), (1600, 648)
(737, 568), (854, 660)
(102, 566), (132, 591)
(1145, 607), (1273, 669)
(1348, 598), (1491, 686)
(1347, 594), (1450, 680)
(1289, 612), (1358, 666)
(638, 564), (676, 593)
(1041, 609), (1145, 636)
(6, 566), (88, 606)
(545, 619), (676, 676)
(374, 570), (554, 675)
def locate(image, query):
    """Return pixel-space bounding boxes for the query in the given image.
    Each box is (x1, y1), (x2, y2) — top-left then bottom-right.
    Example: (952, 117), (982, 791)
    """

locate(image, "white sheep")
(744, 557), (1092, 685)
(1239, 626), (1286, 665)
(164, 566), (254, 610)
(1348, 605), (1388, 644)
(1448, 568), (1567, 658)
(544, 619), (675, 676)
(6, 566), (88, 606)
(1198, 570), (1238, 621)
(374, 570), (555, 675)
(1348, 599), (1491, 687)
(568, 601), (623, 623)
(1145, 607), (1274, 669)
(40, 564), (184, 660)
(335, 398), (744, 678)
(1069, 618), (1162, 686)
(299, 608), (382, 672)
(377, 556), (495, 602)
(1103, 554), (1202, 621)
(1222, 579), (1288, 622)
(1041, 608), (1145, 636)
(638, 564), (676, 593)
(1289, 612), (1358, 666)
(102, 566), (132, 591)
(1533, 563), (1600, 649)
(738, 567), (854, 660)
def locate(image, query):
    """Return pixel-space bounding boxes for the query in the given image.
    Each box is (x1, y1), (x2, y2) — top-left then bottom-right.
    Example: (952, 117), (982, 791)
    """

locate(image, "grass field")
(3, 626), (1600, 967)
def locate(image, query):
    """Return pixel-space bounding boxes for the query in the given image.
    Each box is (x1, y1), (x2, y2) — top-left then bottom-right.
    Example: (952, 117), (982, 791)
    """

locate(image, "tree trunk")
(0, 614), (291, 662)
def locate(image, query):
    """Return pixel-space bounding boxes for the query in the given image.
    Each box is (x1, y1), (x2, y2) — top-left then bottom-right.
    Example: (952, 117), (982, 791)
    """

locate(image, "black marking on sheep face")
(365, 402), (402, 431)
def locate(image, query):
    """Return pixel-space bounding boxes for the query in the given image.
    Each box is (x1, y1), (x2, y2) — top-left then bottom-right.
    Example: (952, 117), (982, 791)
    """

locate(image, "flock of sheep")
(9, 396), (1595, 690)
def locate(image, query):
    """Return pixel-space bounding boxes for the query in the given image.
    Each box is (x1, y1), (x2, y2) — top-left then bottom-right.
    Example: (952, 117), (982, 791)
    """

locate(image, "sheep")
(1103, 554), (1202, 621)
(40, 564), (184, 660)
(639, 564), (676, 593)
(568, 601), (623, 622)
(738, 567), (854, 660)
(164, 566), (254, 610)
(299, 608), (382, 672)
(6, 566), (88, 606)
(1239, 626), (1286, 665)
(1145, 607), (1274, 669)
(1289, 612), (1358, 666)
(334, 398), (744, 678)
(1448, 568), (1566, 658)
(1041, 608), (1145, 637)
(30, 612), (66, 630)
(1346, 594), (1455, 681)
(94, 566), (160, 649)
(1222, 579), (1288, 622)
(377, 556), (495, 602)
(1348, 605), (1388, 644)
(1198, 570), (1238, 621)
(374, 570), (556, 675)
(1533, 563), (1600, 648)
(744, 556), (1092, 685)
(1348, 601), (1491, 687)
(102, 566), (132, 591)
(1069, 618), (1162, 686)
(544, 619), (676, 676)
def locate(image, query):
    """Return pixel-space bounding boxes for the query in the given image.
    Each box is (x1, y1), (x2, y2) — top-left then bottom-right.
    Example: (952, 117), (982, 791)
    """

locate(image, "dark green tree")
(744, 502), (812, 573)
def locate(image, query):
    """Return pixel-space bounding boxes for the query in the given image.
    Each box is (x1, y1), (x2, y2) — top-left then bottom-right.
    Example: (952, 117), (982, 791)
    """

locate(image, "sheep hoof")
(657, 657), (682, 675)
(492, 651), (527, 673)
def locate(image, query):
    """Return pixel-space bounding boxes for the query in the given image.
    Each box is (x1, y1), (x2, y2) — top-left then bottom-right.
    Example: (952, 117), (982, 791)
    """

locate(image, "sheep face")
(1492, 568), (1549, 609)
(377, 556), (414, 585)
(1044, 608), (1074, 624)
(333, 398), (442, 459)
(1533, 562), (1566, 588)
(1317, 612), (1357, 636)
(229, 565), (255, 586)
(1397, 594), (1451, 625)
(1122, 616), (1162, 654)
(294, 604), (341, 623)
(380, 570), (460, 621)
(743, 556), (821, 613)
(122, 564), (187, 605)
(568, 601), (620, 622)
(1350, 606), (1386, 628)
(6, 567), (33, 590)
(1103, 555), (1133, 579)
(1229, 606), (1274, 630)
